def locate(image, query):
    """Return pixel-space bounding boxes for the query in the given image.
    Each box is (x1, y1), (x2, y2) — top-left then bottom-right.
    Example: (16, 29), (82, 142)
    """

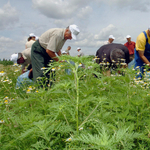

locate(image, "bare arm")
(56, 50), (61, 56)
(46, 49), (59, 62)
(138, 50), (150, 66)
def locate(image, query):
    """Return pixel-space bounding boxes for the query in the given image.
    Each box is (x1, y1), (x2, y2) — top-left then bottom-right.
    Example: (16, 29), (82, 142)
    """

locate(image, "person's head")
(148, 26), (150, 37)
(110, 48), (125, 64)
(108, 35), (115, 43)
(28, 33), (36, 41)
(17, 53), (25, 64)
(62, 51), (67, 55)
(77, 47), (81, 52)
(64, 24), (80, 40)
(126, 35), (131, 43)
(67, 46), (71, 50)
(10, 53), (25, 64)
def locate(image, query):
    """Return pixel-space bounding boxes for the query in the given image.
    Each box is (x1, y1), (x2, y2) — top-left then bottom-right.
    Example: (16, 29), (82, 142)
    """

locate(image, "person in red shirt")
(124, 35), (135, 62)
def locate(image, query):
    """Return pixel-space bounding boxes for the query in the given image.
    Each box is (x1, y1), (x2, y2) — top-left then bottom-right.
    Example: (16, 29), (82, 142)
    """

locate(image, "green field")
(0, 56), (150, 150)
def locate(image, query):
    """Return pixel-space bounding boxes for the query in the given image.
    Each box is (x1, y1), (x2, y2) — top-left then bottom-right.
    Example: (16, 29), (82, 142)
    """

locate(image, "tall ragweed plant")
(48, 55), (101, 134)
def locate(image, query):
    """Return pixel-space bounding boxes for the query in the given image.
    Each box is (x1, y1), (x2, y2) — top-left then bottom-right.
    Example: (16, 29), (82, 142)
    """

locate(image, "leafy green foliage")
(0, 56), (150, 149)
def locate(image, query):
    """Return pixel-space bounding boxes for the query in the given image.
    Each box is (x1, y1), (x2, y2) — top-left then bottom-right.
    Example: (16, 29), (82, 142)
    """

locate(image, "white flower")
(41, 67), (47, 70)
(79, 127), (83, 130)
(52, 67), (55, 71)
(66, 137), (72, 141)
(0, 71), (6, 76)
(78, 63), (82, 67)
(0, 120), (4, 123)
(26, 89), (31, 93)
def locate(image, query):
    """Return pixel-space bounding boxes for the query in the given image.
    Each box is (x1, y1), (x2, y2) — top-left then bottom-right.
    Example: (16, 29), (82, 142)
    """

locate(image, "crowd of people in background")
(9, 25), (150, 88)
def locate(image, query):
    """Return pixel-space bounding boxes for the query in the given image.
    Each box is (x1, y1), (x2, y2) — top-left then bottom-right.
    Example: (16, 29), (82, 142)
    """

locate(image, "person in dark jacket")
(96, 43), (130, 76)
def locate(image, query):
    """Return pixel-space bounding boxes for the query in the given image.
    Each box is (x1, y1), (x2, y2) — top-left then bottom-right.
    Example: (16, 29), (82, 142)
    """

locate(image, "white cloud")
(94, 24), (117, 40)
(0, 2), (19, 30)
(32, 0), (92, 19)
(100, 0), (150, 12)
(77, 6), (93, 19)
(0, 36), (25, 59)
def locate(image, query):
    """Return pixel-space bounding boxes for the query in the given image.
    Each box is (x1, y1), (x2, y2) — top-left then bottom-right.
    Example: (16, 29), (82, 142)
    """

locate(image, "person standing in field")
(77, 47), (84, 57)
(124, 35), (135, 62)
(104, 35), (115, 44)
(10, 48), (32, 74)
(96, 43), (130, 76)
(65, 46), (71, 55)
(31, 24), (80, 87)
(25, 33), (36, 49)
(134, 26), (150, 78)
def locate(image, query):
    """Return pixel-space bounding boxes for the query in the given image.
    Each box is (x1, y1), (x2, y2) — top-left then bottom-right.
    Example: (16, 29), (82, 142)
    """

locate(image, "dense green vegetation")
(0, 60), (14, 66)
(0, 56), (150, 150)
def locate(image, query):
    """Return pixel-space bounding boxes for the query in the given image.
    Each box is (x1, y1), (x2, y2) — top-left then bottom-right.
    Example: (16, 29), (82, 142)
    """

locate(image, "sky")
(0, 0), (150, 60)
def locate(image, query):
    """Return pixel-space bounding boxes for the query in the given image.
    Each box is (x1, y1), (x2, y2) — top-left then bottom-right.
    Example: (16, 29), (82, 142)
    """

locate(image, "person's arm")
(56, 50), (61, 56)
(138, 50), (150, 66)
(46, 49), (59, 62)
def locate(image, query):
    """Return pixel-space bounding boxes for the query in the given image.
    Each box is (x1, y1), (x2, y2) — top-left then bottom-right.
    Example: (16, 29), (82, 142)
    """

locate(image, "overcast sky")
(0, 0), (150, 60)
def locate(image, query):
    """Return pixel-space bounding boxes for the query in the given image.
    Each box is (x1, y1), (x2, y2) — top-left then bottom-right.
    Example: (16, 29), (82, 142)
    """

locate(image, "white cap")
(69, 24), (80, 40)
(35, 36), (39, 40)
(62, 51), (67, 54)
(126, 35), (131, 38)
(109, 35), (115, 40)
(77, 47), (81, 50)
(29, 33), (36, 37)
(10, 53), (18, 63)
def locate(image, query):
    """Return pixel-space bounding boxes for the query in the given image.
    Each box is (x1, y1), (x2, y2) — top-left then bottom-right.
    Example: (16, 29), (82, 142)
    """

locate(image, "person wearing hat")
(96, 43), (130, 76)
(105, 35), (115, 44)
(10, 48), (32, 74)
(25, 33), (36, 49)
(124, 35), (135, 62)
(31, 24), (80, 87)
(134, 26), (150, 78)
(65, 46), (71, 55)
(77, 47), (84, 57)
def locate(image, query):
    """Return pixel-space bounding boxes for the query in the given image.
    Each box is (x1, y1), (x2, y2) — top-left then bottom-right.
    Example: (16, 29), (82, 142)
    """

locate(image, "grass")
(0, 56), (150, 149)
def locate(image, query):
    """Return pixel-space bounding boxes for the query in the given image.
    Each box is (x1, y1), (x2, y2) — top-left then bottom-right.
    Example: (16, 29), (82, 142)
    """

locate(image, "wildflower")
(0, 71), (5, 76)
(35, 90), (38, 93)
(13, 63), (18, 66)
(0, 120), (4, 123)
(26, 89), (31, 93)
(106, 62), (110, 65)
(14, 69), (19, 72)
(41, 67), (47, 70)
(4, 100), (8, 104)
(79, 63), (82, 67)
(3, 96), (9, 100)
(79, 127), (83, 130)
(136, 66), (140, 69)
(52, 67), (55, 71)
(66, 137), (72, 141)
(28, 86), (32, 90)
(3, 79), (9, 82)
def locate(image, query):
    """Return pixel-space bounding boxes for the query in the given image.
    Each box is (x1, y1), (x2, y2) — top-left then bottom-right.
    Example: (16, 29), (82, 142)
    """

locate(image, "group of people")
(10, 24), (80, 88)
(10, 24), (150, 88)
(96, 26), (150, 78)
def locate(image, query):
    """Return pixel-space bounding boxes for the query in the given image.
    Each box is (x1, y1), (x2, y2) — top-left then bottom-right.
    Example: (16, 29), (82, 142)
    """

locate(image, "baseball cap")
(29, 33), (36, 37)
(10, 53), (18, 63)
(109, 35), (115, 40)
(62, 51), (67, 54)
(69, 24), (80, 40)
(77, 47), (81, 50)
(126, 35), (131, 38)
